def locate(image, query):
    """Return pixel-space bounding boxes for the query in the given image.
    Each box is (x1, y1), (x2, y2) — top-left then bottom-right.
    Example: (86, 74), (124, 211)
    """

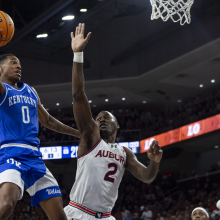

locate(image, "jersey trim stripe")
(26, 85), (38, 100)
(0, 87), (8, 106)
(1, 143), (38, 151)
(2, 82), (26, 91)
(69, 201), (111, 218)
(77, 138), (102, 159)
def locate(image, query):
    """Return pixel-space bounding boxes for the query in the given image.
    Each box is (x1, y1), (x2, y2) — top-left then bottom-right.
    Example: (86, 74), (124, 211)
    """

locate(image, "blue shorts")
(0, 143), (62, 207)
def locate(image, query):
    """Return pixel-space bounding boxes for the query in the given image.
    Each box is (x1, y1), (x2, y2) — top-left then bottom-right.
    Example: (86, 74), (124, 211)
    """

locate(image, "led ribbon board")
(39, 141), (140, 160)
(140, 114), (220, 153)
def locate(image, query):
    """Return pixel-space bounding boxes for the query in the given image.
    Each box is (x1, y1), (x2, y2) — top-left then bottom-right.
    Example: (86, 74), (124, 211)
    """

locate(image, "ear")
(0, 66), (2, 75)
(117, 123), (120, 129)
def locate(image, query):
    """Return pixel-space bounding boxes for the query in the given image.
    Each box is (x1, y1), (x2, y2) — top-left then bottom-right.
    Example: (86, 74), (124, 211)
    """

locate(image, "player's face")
(0, 56), (22, 83)
(95, 111), (119, 135)
(192, 210), (209, 220)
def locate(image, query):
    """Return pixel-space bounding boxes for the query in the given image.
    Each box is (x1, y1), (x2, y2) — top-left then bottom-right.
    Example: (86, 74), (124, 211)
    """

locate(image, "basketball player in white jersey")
(64, 23), (163, 220)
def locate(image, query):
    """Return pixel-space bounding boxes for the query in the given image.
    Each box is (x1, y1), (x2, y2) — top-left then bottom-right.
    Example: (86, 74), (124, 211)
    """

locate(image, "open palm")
(71, 23), (91, 52)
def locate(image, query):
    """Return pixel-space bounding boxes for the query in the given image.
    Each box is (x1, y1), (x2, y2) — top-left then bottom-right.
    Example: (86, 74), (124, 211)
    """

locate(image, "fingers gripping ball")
(0, 11), (14, 47)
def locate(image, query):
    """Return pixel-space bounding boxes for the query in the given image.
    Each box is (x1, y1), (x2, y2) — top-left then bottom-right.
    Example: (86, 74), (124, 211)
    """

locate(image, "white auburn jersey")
(69, 138), (127, 213)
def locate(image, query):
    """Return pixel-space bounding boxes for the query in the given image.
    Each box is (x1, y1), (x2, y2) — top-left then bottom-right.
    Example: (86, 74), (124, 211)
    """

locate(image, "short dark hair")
(96, 111), (118, 123)
(0, 53), (16, 64)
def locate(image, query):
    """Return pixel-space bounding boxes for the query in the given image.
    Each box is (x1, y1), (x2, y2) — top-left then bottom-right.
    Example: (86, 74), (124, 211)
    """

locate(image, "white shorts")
(64, 202), (115, 220)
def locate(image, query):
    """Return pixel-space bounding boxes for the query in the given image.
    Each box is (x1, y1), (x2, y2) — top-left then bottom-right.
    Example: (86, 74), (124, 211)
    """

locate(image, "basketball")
(0, 11), (14, 47)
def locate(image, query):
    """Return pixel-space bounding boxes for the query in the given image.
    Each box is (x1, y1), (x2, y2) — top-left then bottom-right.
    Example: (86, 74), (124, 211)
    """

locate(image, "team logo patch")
(46, 188), (61, 195)
(111, 144), (117, 148)
(95, 212), (103, 219)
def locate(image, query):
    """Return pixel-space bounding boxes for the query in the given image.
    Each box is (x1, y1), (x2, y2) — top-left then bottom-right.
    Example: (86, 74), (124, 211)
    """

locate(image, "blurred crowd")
(38, 89), (220, 144)
(113, 173), (220, 220)
(9, 171), (220, 220)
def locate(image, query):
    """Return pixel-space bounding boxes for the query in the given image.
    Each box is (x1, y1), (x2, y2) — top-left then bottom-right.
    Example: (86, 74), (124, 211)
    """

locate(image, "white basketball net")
(150, 0), (194, 25)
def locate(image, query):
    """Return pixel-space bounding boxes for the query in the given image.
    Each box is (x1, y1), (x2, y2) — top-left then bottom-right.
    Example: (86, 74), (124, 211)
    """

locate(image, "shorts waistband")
(69, 201), (111, 219)
(0, 143), (38, 151)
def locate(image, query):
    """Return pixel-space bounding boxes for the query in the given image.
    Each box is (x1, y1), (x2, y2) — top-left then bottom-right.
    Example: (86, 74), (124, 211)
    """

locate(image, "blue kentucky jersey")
(0, 82), (40, 146)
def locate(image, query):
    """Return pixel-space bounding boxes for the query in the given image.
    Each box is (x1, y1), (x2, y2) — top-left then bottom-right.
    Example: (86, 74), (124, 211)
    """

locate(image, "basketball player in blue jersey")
(0, 53), (80, 220)
(63, 23), (163, 220)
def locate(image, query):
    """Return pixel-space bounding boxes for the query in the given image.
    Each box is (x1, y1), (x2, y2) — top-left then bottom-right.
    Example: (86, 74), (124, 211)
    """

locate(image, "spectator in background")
(145, 190), (155, 202)
(184, 213), (190, 220)
(125, 211), (132, 220)
(114, 207), (123, 220)
(18, 213), (24, 220)
(9, 214), (16, 220)
(156, 213), (164, 220)
(211, 208), (220, 219)
(133, 205), (141, 215)
(122, 206), (129, 220)
(214, 214), (220, 220)
(24, 213), (31, 220)
(132, 213), (140, 220)
(140, 206), (152, 220)
(153, 201), (164, 214)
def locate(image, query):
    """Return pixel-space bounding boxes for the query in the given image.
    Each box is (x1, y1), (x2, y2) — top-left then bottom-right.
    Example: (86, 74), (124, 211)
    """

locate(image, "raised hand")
(147, 140), (163, 163)
(71, 23), (91, 52)
(0, 29), (5, 41)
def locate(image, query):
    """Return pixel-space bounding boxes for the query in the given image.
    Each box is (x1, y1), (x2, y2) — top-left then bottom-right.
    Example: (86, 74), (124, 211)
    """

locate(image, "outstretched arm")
(32, 87), (80, 138)
(71, 23), (100, 155)
(125, 140), (162, 184)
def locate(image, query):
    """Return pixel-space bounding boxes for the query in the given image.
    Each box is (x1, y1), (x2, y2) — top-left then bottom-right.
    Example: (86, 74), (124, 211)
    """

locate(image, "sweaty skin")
(71, 23), (163, 184)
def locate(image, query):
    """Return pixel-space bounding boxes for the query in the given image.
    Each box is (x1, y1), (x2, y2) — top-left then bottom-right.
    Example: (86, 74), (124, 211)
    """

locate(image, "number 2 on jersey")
(22, 106), (30, 124)
(104, 163), (118, 183)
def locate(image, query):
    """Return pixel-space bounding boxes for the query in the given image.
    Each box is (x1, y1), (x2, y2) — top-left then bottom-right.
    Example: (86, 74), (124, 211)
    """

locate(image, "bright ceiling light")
(105, 99), (109, 102)
(62, 15), (75, 20)
(142, 101), (147, 103)
(80, 9), (87, 12)
(89, 100), (92, 103)
(56, 103), (60, 106)
(214, 145), (219, 149)
(177, 99), (182, 102)
(200, 84), (203, 88)
(36, 34), (48, 38)
(211, 79), (215, 83)
(122, 97), (126, 101)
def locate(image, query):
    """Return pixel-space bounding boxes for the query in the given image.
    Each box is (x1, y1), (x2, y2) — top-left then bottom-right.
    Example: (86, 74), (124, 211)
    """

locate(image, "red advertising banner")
(140, 114), (220, 153)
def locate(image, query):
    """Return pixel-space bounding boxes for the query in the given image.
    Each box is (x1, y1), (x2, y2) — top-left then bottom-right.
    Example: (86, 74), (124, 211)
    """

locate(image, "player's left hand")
(147, 140), (163, 163)
(71, 23), (91, 52)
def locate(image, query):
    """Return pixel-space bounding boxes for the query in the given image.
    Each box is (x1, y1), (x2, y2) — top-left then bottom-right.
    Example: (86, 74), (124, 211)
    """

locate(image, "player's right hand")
(71, 23), (91, 52)
(0, 29), (5, 41)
